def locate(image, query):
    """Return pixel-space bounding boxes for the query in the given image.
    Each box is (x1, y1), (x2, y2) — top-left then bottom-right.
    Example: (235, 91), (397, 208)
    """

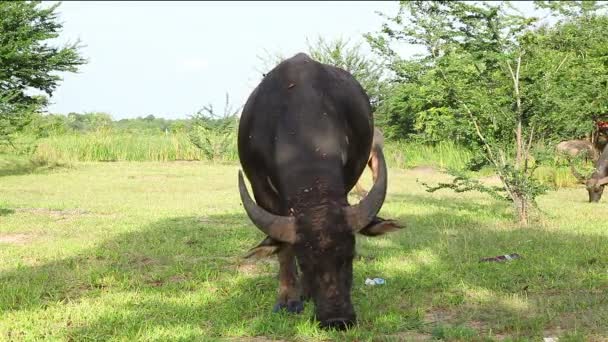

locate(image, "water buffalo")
(237, 53), (402, 329)
(556, 139), (598, 163)
(571, 144), (608, 202)
(353, 127), (384, 197)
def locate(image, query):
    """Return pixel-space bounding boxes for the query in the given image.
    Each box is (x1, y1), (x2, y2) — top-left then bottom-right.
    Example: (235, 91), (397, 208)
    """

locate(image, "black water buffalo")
(237, 53), (401, 329)
(556, 139), (599, 163)
(571, 144), (608, 202)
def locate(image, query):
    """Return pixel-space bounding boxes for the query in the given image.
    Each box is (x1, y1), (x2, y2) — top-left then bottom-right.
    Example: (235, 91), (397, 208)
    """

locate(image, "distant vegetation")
(0, 110), (582, 192)
(1, 1), (604, 212)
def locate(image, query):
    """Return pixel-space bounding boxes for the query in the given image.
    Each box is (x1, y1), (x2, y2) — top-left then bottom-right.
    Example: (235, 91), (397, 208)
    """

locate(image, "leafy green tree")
(0, 1), (86, 143)
(188, 94), (239, 161)
(370, 1), (608, 147)
(67, 112), (112, 133)
(523, 2), (608, 144)
(367, 1), (550, 224)
(25, 112), (70, 138)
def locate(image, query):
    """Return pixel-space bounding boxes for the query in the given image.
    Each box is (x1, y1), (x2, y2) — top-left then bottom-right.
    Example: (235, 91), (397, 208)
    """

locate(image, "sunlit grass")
(31, 133), (217, 162)
(6, 131), (586, 190)
(1, 159), (607, 341)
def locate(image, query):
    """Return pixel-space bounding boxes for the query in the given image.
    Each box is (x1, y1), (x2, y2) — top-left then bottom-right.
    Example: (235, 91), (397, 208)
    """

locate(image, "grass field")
(4, 132), (583, 190)
(1, 160), (607, 341)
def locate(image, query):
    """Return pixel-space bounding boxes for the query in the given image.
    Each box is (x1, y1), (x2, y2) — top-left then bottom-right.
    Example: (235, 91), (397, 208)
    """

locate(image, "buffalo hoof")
(272, 300), (304, 314)
(319, 318), (355, 330)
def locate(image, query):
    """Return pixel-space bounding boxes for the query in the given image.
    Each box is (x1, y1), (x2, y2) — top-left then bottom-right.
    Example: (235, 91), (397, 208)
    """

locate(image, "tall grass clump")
(532, 166), (580, 189)
(384, 140), (474, 170)
(33, 132), (238, 162)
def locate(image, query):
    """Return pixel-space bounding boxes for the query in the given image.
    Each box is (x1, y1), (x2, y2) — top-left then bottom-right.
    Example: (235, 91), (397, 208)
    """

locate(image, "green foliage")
(420, 168), (510, 202)
(522, 11), (608, 143)
(0, 1), (86, 143)
(66, 112), (112, 133)
(0, 91), (38, 145)
(368, 1), (608, 147)
(187, 94), (239, 162)
(367, 1), (558, 223)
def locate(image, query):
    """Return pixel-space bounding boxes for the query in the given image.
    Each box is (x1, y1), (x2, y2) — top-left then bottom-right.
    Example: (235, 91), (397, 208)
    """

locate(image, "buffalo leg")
(369, 148), (380, 183)
(273, 246), (304, 313)
(353, 154), (376, 197)
(245, 173), (304, 314)
(299, 261), (313, 302)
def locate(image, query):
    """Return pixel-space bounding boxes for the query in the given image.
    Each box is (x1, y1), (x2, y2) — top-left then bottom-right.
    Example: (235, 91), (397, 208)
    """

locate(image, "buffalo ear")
(358, 217), (403, 237)
(243, 236), (283, 259)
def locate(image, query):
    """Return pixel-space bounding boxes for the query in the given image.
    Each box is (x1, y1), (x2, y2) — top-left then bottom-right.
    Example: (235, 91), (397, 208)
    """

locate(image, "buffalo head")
(571, 163), (608, 203)
(238, 146), (400, 329)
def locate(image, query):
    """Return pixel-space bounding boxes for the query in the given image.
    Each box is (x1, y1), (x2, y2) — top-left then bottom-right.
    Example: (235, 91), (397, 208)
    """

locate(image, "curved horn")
(597, 176), (608, 186)
(238, 171), (297, 243)
(569, 160), (588, 184)
(344, 145), (388, 231)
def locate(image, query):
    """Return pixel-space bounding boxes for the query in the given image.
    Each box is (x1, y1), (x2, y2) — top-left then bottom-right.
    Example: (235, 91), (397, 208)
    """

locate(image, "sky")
(46, 1), (542, 120)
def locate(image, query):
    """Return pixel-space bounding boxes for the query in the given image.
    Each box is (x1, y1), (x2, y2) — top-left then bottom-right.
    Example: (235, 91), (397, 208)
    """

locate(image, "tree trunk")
(515, 194), (528, 225)
(516, 120), (523, 169)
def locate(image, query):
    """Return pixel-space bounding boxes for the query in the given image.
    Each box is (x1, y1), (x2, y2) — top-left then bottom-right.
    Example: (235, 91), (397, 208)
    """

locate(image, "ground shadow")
(389, 192), (514, 221)
(0, 208), (15, 216)
(2, 204), (607, 340)
(0, 158), (70, 177)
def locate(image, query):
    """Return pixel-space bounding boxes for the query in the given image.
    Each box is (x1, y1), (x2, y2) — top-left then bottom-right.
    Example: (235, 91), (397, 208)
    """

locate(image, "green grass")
(384, 141), (475, 171)
(31, 133), (216, 162)
(1, 160), (607, 341)
(15, 132), (583, 189)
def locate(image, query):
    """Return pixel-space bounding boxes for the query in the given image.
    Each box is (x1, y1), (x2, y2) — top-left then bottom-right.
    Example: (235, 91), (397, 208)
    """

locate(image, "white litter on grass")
(365, 278), (385, 286)
(543, 337), (559, 342)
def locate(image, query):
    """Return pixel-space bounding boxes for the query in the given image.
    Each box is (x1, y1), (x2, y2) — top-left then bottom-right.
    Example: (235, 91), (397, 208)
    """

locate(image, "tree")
(0, 1), (86, 144)
(366, 1), (551, 224)
(188, 93), (240, 161)
(523, 2), (608, 144)
(367, 1), (608, 148)
(67, 112), (112, 133)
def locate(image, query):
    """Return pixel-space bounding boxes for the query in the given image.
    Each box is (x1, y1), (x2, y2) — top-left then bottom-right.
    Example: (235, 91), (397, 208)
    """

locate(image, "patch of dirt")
(131, 256), (157, 266)
(172, 160), (201, 164)
(423, 308), (456, 324)
(168, 275), (187, 283)
(226, 338), (289, 342)
(147, 279), (164, 287)
(409, 165), (439, 175)
(377, 332), (435, 341)
(14, 207), (116, 220)
(0, 233), (34, 245)
(197, 216), (213, 224)
(235, 262), (261, 276)
(479, 174), (503, 186)
(15, 207), (90, 216)
(128, 174), (184, 181)
(468, 320), (489, 331)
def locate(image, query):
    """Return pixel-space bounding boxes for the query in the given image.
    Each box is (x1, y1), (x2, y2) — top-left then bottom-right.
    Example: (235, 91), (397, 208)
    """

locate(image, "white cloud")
(176, 57), (209, 73)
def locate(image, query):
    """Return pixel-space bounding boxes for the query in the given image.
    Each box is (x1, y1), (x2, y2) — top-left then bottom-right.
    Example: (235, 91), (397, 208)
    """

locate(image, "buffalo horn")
(238, 171), (297, 244)
(344, 145), (388, 231)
